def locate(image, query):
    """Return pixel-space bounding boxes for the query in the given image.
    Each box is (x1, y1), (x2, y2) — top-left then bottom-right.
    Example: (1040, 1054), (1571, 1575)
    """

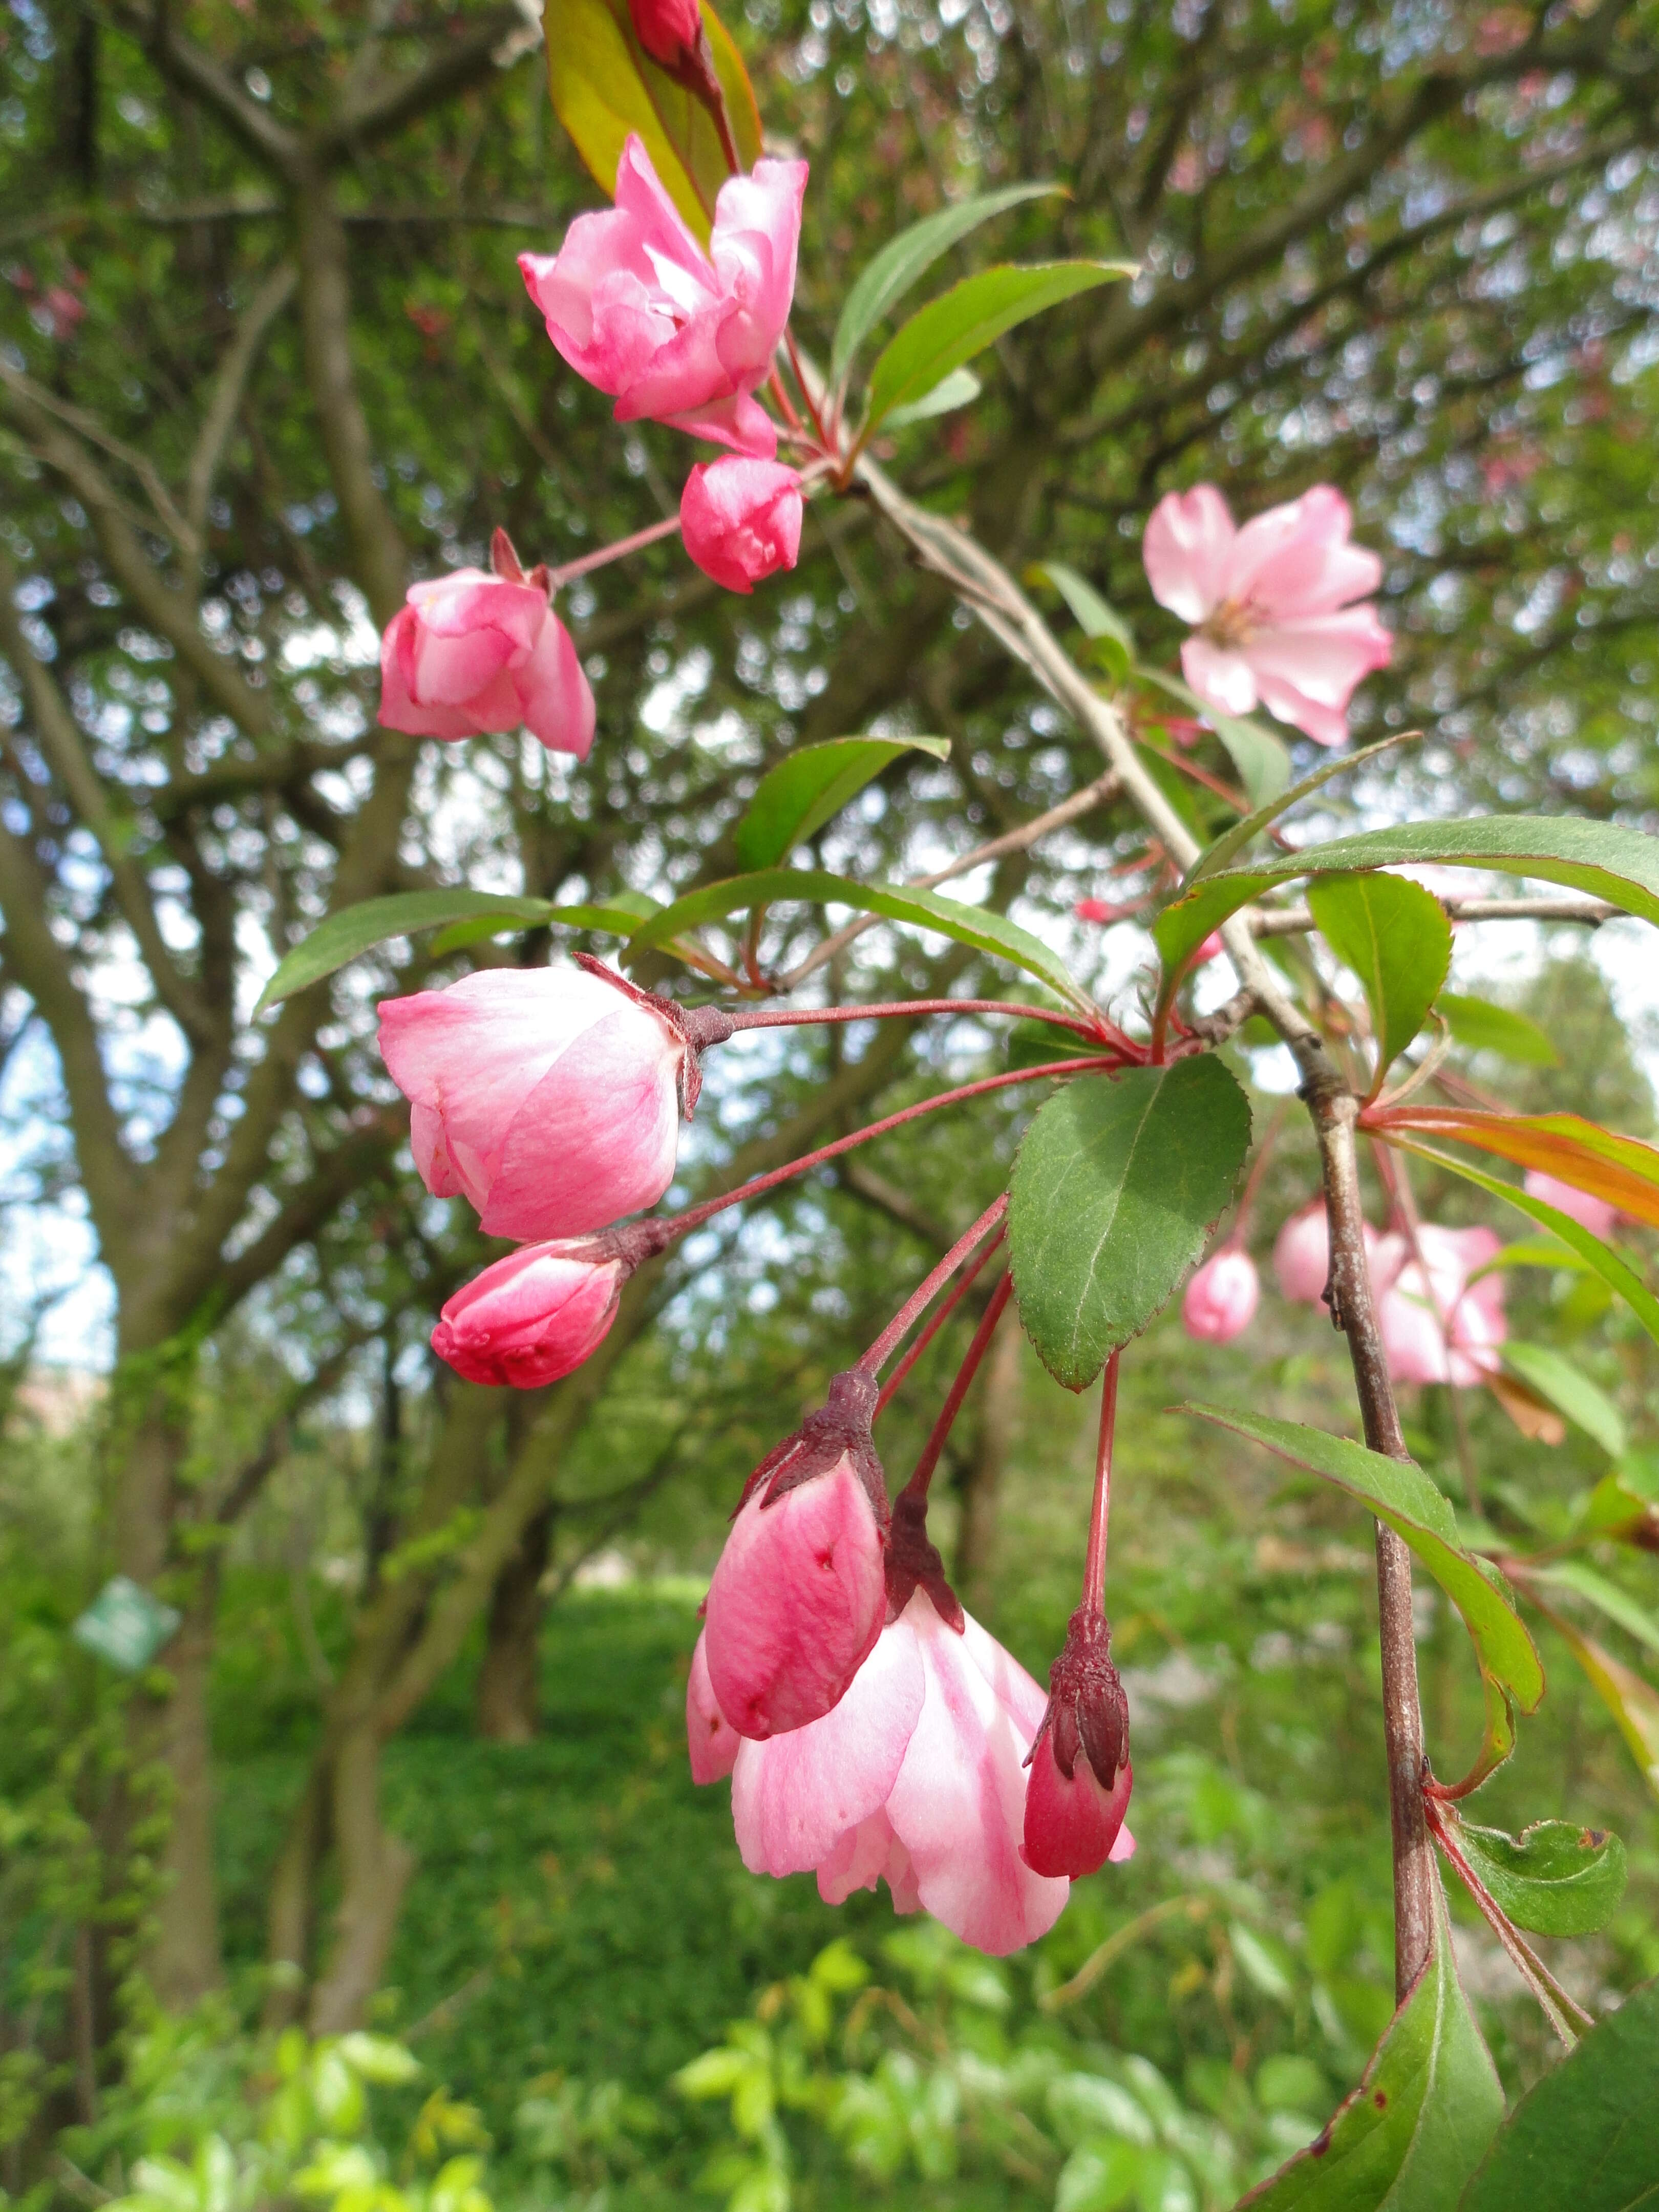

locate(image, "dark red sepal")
(1028, 1602), (1129, 1788)
(883, 1486), (964, 1630)
(731, 1367), (890, 1534)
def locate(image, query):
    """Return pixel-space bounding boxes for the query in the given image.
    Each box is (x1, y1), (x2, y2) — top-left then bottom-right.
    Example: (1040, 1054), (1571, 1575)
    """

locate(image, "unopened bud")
(1020, 1606), (1134, 1879)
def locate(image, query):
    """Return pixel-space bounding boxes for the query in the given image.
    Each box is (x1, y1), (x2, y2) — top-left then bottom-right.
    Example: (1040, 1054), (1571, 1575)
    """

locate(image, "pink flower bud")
(378, 569), (594, 757)
(431, 1241), (624, 1389)
(1273, 1199), (1331, 1304)
(1523, 1168), (1618, 1241)
(1023, 1738), (1135, 1880)
(1021, 1607), (1135, 1879)
(679, 459), (803, 594)
(1143, 483), (1392, 747)
(703, 1372), (889, 1740)
(378, 962), (690, 1242)
(628, 0), (701, 66)
(1377, 1223), (1506, 1389)
(1182, 1248), (1260, 1342)
(686, 1629), (740, 1783)
(520, 136), (807, 459)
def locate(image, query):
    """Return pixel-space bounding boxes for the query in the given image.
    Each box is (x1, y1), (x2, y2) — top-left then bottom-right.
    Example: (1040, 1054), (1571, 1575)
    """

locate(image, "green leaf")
(881, 366), (982, 427)
(1452, 1816), (1627, 1937)
(622, 866), (1091, 1009)
(1182, 734), (1423, 887)
(1181, 1407), (1544, 1793)
(1009, 1060), (1252, 1390)
(1499, 1343), (1626, 1458)
(1241, 1890), (1502, 2209)
(1155, 815), (1659, 1021)
(544, 0), (762, 242)
(828, 182), (1066, 390)
(428, 888), (660, 959)
(1031, 562), (1136, 652)
(1306, 873), (1452, 1089)
(1521, 1561), (1659, 1662)
(1136, 666), (1291, 810)
(255, 889), (564, 1013)
(863, 262), (1132, 433)
(1438, 992), (1560, 1068)
(732, 736), (949, 873)
(1461, 1975), (1659, 2208)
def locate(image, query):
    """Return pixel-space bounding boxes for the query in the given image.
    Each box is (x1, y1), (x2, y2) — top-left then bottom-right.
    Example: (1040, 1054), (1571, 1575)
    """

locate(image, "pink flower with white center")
(379, 565), (594, 758)
(628, 0), (701, 67)
(1524, 1168), (1619, 1241)
(1182, 1248), (1260, 1342)
(431, 1241), (625, 1389)
(686, 1630), (741, 1784)
(377, 962), (691, 1242)
(1375, 1224), (1507, 1389)
(679, 458), (803, 592)
(702, 1372), (889, 1739)
(519, 135), (807, 459)
(1142, 484), (1393, 746)
(718, 1590), (1076, 1956)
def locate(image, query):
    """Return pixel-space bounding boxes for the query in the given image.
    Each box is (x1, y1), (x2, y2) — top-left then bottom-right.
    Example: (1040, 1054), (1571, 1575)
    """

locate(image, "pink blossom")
(377, 964), (687, 1241)
(1376, 1224), (1507, 1388)
(703, 1450), (887, 1739)
(1523, 1168), (1618, 1241)
(686, 1630), (741, 1783)
(519, 136), (806, 458)
(719, 1592), (1074, 1956)
(628, 0), (701, 66)
(378, 570), (594, 757)
(1142, 484), (1392, 746)
(431, 1241), (624, 1388)
(679, 458), (803, 592)
(1022, 1737), (1134, 1879)
(1273, 1200), (1333, 1304)
(1183, 1248), (1260, 1342)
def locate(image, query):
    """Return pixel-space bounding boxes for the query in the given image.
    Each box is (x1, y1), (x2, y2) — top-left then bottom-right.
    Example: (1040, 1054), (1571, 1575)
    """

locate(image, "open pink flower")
(680, 458), (803, 592)
(1524, 1168), (1618, 1241)
(1143, 484), (1392, 746)
(1183, 1248), (1260, 1342)
(713, 1591), (1075, 1956)
(703, 1449), (887, 1740)
(1375, 1224), (1506, 1388)
(432, 1241), (624, 1388)
(687, 1630), (741, 1784)
(629, 0), (701, 67)
(379, 570), (594, 757)
(378, 964), (688, 1241)
(519, 136), (806, 458)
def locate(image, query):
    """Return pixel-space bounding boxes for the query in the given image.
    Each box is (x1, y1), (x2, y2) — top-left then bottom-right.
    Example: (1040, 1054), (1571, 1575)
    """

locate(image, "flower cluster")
(1272, 1199), (1509, 1389)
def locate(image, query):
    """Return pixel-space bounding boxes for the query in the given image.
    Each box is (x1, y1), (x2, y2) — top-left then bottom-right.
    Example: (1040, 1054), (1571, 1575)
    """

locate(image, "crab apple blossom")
(679, 457), (803, 592)
(1022, 1607), (1135, 1879)
(627, 0), (701, 67)
(702, 1372), (889, 1740)
(686, 1630), (741, 1785)
(1142, 483), (1392, 746)
(377, 962), (692, 1242)
(1182, 1248), (1260, 1342)
(1524, 1167), (1619, 1240)
(1273, 1199), (1333, 1304)
(378, 565), (594, 757)
(519, 136), (806, 458)
(1374, 1224), (1507, 1388)
(431, 1240), (625, 1389)
(720, 1589), (1074, 1956)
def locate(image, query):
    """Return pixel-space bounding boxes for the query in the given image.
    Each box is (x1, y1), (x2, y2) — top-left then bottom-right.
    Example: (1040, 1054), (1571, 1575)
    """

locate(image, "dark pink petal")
(1020, 1738), (1133, 1878)
(430, 1244), (623, 1388)
(686, 1630), (741, 1784)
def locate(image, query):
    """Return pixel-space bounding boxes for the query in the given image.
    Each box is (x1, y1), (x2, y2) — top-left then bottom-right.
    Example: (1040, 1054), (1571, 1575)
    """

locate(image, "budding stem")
(895, 1271), (1015, 1505)
(876, 1229), (1005, 1416)
(858, 1193), (1010, 1377)
(1082, 1352), (1120, 1608)
(714, 997), (1123, 1044)
(545, 514), (685, 591)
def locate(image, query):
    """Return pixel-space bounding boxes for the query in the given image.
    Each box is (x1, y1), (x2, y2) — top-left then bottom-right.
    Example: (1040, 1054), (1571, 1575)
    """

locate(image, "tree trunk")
(955, 1302), (1020, 1615)
(263, 1755), (330, 2028)
(475, 1504), (554, 1743)
(307, 1725), (415, 2035)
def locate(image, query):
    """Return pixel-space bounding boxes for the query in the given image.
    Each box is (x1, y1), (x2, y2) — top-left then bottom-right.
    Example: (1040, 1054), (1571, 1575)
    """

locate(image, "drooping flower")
(1375, 1224), (1507, 1388)
(519, 136), (807, 458)
(1523, 1167), (1618, 1241)
(628, 0), (702, 67)
(686, 1629), (741, 1784)
(1182, 1248), (1260, 1343)
(1022, 1607), (1135, 1880)
(431, 1240), (625, 1389)
(716, 1589), (1077, 1956)
(378, 559), (594, 757)
(702, 1371), (889, 1740)
(377, 962), (692, 1241)
(679, 457), (803, 592)
(1142, 484), (1392, 746)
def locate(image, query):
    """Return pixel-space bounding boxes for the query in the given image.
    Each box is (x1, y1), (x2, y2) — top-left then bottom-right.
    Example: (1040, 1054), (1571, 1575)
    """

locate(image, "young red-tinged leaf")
(1305, 872), (1452, 1093)
(1009, 1060), (1251, 1389)
(1241, 1889), (1502, 2209)
(732, 737), (950, 873)
(1523, 1592), (1659, 1800)
(1437, 992), (1560, 1068)
(544, 0), (762, 241)
(1368, 1105), (1659, 1228)
(1461, 1976), (1659, 2209)
(1181, 1407), (1543, 1796)
(1451, 1817), (1627, 1938)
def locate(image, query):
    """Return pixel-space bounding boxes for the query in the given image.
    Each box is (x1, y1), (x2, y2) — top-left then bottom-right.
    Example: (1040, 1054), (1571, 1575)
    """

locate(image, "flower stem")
(717, 997), (1118, 1043)
(1082, 1351), (1120, 1606)
(858, 1194), (1009, 1378)
(876, 1229), (1005, 1417)
(546, 514), (684, 590)
(895, 1271), (1015, 1505)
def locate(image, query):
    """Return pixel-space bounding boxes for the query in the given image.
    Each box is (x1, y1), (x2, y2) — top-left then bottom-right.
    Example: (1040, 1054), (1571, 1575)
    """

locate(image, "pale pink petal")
(816, 1806), (920, 1912)
(1244, 606), (1393, 708)
(1273, 1201), (1330, 1304)
(1222, 488), (1381, 618)
(410, 1102), (463, 1197)
(686, 1630), (741, 1785)
(1524, 1169), (1617, 1241)
(1143, 486), (1236, 622)
(1183, 1249), (1260, 1342)
(1180, 634), (1258, 717)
